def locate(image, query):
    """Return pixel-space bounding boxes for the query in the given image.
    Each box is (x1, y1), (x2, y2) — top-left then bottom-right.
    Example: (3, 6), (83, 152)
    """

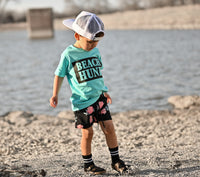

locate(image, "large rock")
(168, 95), (200, 109)
(2, 111), (35, 127)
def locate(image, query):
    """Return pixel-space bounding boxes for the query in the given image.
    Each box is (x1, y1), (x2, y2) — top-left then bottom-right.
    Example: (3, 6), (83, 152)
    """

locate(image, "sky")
(6, 0), (66, 13)
(5, 0), (119, 13)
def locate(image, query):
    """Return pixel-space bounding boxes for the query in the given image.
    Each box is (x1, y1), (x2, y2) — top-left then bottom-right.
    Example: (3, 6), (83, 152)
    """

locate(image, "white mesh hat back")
(63, 11), (104, 41)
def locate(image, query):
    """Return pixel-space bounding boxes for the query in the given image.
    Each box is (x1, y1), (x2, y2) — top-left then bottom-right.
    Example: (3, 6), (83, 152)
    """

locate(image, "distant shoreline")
(0, 5), (200, 31)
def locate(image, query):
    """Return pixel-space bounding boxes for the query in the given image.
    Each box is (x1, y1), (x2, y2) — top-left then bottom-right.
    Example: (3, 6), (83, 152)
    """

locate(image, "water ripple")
(0, 30), (200, 115)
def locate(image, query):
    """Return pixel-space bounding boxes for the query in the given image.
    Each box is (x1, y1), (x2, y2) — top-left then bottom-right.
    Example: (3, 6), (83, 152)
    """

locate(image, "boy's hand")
(104, 92), (112, 104)
(50, 76), (64, 108)
(50, 96), (58, 108)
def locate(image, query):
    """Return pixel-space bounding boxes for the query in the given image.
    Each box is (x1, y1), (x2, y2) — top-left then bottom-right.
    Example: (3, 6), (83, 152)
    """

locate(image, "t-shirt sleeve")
(54, 54), (69, 77)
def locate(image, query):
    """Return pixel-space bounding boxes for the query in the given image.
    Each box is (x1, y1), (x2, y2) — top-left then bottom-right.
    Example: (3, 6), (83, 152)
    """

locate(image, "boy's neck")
(74, 42), (80, 49)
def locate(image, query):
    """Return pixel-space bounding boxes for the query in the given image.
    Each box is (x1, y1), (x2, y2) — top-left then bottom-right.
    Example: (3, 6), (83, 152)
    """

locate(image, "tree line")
(0, 0), (200, 23)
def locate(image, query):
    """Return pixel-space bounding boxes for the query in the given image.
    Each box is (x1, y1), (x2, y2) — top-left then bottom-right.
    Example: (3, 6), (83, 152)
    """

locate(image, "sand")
(0, 96), (200, 176)
(0, 4), (200, 31)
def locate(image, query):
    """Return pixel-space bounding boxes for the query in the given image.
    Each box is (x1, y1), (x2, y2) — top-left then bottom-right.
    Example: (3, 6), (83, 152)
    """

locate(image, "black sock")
(82, 154), (94, 168)
(109, 146), (120, 164)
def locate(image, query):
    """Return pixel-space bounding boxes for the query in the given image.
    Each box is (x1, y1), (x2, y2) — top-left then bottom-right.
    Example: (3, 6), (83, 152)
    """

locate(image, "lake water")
(0, 30), (200, 116)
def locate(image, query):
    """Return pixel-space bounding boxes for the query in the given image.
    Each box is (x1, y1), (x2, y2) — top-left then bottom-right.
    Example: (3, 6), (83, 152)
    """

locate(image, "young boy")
(50, 11), (127, 175)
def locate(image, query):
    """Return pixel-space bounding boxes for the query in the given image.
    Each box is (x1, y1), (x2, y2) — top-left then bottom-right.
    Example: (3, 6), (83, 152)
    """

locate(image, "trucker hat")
(63, 11), (104, 41)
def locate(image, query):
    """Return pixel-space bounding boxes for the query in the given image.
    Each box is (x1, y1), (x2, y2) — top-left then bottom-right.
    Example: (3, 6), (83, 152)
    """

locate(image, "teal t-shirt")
(55, 45), (108, 111)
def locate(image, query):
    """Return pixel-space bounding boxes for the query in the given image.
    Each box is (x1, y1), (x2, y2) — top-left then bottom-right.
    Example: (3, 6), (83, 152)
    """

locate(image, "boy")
(50, 11), (127, 175)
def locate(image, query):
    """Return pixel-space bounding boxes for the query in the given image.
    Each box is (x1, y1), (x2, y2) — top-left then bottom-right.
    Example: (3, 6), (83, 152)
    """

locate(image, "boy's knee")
(102, 122), (115, 135)
(82, 128), (93, 139)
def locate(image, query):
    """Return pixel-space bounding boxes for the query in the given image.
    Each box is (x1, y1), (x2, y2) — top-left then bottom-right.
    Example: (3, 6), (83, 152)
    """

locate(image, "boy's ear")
(74, 33), (80, 40)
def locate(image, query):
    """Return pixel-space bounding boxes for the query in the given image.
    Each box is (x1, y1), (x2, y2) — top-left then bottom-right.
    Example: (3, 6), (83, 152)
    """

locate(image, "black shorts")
(74, 94), (112, 129)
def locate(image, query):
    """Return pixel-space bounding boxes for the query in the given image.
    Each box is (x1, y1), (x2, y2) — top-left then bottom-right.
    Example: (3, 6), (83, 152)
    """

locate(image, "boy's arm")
(50, 75), (64, 108)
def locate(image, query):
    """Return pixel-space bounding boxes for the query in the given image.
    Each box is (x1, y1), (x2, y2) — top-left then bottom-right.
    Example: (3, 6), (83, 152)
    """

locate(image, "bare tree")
(180, 0), (185, 5)
(64, 0), (120, 14)
(0, 0), (9, 12)
(63, 0), (81, 16)
(0, 0), (19, 23)
(0, 0), (9, 22)
(64, 0), (200, 17)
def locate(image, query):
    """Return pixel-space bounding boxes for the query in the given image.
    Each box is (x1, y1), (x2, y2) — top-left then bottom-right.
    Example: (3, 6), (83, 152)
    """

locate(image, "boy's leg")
(81, 127), (94, 168)
(99, 120), (127, 174)
(81, 127), (93, 156)
(99, 120), (118, 148)
(99, 120), (119, 163)
(74, 101), (106, 174)
(81, 126), (106, 174)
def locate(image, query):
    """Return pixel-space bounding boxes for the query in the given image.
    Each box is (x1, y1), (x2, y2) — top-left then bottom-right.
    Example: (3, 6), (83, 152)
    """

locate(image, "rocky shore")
(0, 5), (200, 31)
(0, 96), (200, 176)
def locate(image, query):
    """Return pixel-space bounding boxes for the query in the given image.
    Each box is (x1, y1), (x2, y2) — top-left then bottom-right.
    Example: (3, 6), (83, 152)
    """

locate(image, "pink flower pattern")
(77, 124), (83, 129)
(101, 108), (107, 115)
(90, 116), (93, 123)
(87, 106), (94, 114)
(99, 101), (104, 109)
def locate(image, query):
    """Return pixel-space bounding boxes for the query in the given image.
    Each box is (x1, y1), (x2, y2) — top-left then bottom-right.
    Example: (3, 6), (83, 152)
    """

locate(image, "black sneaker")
(84, 164), (106, 175)
(112, 159), (127, 174)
